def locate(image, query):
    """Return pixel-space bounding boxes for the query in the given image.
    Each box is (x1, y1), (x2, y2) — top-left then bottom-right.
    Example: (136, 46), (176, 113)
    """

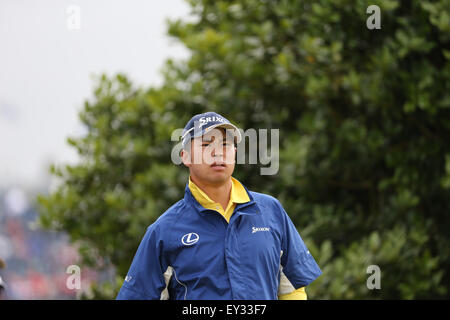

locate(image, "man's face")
(181, 127), (236, 186)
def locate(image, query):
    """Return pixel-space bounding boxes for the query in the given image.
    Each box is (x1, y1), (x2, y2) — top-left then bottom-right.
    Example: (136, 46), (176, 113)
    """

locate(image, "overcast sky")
(0, 0), (190, 189)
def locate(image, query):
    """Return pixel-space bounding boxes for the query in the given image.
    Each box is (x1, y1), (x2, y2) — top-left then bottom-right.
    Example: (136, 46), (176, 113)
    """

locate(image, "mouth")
(210, 162), (226, 169)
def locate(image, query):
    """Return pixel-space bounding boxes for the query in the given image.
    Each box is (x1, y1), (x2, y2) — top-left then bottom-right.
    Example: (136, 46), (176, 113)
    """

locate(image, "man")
(116, 111), (322, 300)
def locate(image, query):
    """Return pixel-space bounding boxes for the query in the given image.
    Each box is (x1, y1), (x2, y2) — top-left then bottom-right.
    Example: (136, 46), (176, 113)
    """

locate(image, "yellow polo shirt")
(188, 176), (249, 223)
(188, 176), (307, 300)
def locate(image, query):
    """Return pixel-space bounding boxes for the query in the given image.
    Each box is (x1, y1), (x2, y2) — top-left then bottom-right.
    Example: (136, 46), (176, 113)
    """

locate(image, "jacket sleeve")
(277, 200), (322, 289)
(116, 222), (169, 300)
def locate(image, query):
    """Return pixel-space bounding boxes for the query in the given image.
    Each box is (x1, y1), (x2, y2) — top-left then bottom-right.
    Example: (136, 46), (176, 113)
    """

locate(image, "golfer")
(116, 111), (322, 300)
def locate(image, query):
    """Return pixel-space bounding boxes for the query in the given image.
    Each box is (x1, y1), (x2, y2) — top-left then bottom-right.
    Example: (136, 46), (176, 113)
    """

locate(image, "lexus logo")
(181, 233), (200, 246)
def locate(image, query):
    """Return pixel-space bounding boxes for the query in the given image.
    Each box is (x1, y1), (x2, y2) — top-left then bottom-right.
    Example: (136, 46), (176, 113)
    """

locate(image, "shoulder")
(248, 190), (287, 220)
(146, 198), (190, 233)
(248, 190), (282, 209)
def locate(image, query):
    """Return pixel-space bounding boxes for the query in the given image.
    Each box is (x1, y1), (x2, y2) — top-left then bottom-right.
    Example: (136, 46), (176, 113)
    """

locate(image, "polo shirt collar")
(188, 176), (250, 208)
(184, 177), (258, 215)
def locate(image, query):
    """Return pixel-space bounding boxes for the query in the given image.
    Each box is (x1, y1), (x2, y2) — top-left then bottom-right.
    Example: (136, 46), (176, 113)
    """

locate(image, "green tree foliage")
(38, 0), (450, 299)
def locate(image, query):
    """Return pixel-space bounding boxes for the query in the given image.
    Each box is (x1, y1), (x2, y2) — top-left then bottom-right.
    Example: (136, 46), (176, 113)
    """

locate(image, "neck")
(190, 175), (232, 211)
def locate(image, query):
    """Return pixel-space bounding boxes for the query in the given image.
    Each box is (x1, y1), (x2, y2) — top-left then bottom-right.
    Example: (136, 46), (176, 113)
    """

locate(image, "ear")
(180, 149), (191, 167)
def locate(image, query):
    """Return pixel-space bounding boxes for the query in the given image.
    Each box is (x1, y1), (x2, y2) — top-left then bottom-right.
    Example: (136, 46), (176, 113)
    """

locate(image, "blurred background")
(0, 0), (189, 299)
(1, 0), (449, 299)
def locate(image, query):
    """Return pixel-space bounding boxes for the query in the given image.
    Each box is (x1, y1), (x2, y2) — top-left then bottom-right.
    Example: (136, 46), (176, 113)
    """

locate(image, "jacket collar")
(183, 180), (259, 217)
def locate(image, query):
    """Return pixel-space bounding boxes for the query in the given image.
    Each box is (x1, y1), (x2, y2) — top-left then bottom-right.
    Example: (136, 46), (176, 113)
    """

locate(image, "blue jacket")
(116, 183), (322, 300)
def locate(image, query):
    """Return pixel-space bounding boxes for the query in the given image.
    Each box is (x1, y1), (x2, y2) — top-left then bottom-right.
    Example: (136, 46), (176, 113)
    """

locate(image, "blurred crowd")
(0, 187), (107, 299)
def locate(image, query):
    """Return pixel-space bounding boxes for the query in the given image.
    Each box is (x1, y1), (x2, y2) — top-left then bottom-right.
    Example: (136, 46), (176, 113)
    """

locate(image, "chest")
(168, 211), (282, 275)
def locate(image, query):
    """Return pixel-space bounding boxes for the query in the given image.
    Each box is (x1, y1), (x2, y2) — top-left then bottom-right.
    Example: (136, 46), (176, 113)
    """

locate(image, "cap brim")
(202, 123), (242, 143)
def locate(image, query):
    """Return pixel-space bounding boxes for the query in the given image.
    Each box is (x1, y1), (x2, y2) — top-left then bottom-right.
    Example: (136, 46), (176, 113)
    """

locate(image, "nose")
(211, 142), (223, 157)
